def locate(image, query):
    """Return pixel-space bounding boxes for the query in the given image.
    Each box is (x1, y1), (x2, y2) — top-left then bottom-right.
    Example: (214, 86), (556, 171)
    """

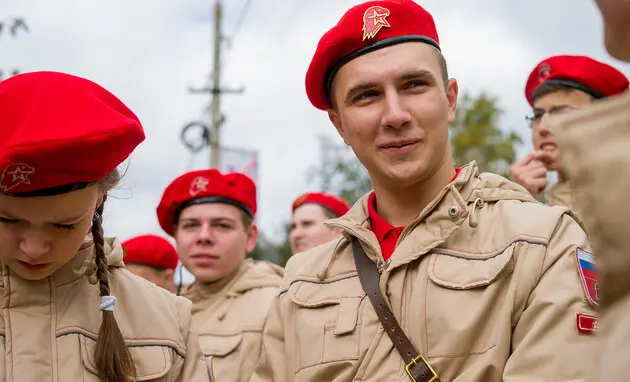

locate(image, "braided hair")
(92, 194), (136, 381)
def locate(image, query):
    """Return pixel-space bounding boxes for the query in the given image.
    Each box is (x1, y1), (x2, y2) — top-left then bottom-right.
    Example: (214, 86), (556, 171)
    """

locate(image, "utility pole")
(188, 1), (244, 169)
(209, 1), (222, 169)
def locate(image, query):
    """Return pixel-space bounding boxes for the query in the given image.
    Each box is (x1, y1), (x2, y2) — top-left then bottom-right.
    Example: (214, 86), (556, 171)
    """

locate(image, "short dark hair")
(433, 46), (449, 87)
(531, 82), (595, 104)
(320, 205), (340, 220)
(239, 210), (253, 230)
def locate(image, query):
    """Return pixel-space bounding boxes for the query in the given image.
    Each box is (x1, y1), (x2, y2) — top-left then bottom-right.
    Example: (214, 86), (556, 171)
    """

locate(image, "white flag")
(219, 146), (259, 184)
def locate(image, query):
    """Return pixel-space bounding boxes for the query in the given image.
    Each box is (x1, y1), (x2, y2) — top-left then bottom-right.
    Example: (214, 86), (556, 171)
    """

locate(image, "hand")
(509, 151), (551, 198)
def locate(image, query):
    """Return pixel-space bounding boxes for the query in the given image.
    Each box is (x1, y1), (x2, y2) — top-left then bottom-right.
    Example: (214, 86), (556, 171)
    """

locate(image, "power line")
(231, 0), (253, 41)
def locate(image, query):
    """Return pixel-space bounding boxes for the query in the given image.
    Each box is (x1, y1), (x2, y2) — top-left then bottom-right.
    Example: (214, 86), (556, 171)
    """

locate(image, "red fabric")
(292, 192), (351, 217)
(305, 0), (440, 110)
(122, 234), (179, 270)
(525, 55), (629, 106)
(369, 168), (462, 260)
(157, 169), (257, 236)
(0, 71), (145, 194)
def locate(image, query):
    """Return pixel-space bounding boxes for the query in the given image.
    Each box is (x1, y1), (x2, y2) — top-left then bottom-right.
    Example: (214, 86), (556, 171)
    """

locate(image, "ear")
(161, 268), (176, 293)
(245, 223), (259, 253)
(162, 268), (174, 283)
(328, 109), (348, 145)
(96, 191), (105, 210)
(446, 78), (459, 124)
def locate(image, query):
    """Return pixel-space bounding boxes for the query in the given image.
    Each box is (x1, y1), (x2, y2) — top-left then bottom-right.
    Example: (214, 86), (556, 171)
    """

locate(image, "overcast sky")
(2, 1), (628, 268)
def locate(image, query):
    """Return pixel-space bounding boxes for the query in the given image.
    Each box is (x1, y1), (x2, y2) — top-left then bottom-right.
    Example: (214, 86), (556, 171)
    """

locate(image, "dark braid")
(92, 195), (136, 381)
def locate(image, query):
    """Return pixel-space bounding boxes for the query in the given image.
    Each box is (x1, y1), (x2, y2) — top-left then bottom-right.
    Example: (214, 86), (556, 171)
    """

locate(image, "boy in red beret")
(510, 54), (628, 208)
(251, 1), (597, 381)
(289, 192), (350, 254)
(0, 71), (209, 381)
(546, 1), (630, 380)
(156, 168), (283, 382)
(122, 234), (179, 293)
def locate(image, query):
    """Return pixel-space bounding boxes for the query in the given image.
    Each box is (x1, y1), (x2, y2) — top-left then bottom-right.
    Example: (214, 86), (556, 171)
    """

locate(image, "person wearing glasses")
(545, 2), (630, 379)
(509, 55), (628, 208)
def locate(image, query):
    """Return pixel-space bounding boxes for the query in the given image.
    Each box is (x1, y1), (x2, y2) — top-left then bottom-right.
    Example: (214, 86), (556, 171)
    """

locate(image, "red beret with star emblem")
(292, 192), (351, 218)
(305, 0), (440, 110)
(0, 71), (145, 196)
(156, 169), (257, 236)
(122, 234), (179, 270)
(525, 55), (629, 106)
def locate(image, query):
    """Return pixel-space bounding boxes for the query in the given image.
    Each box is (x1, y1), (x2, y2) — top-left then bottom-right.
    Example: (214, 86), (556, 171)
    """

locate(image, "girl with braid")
(0, 71), (210, 381)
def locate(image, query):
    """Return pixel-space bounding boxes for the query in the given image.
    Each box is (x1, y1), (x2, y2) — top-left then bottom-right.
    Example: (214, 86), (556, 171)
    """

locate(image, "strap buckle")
(405, 355), (439, 382)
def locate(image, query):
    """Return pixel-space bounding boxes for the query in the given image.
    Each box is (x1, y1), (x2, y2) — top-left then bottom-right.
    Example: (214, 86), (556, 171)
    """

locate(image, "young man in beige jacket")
(548, 1), (630, 380)
(289, 192), (350, 255)
(157, 169), (283, 382)
(250, 1), (598, 381)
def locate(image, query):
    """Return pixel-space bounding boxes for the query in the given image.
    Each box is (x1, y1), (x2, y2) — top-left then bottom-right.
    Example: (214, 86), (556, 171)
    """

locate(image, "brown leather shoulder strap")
(352, 238), (439, 382)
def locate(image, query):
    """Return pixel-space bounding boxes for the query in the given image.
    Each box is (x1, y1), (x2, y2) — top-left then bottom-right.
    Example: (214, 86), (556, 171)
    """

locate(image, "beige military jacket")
(0, 237), (209, 381)
(550, 92), (630, 382)
(546, 181), (575, 210)
(251, 162), (598, 382)
(183, 258), (283, 382)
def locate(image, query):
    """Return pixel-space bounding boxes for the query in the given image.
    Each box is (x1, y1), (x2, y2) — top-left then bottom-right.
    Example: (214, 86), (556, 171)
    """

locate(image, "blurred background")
(2, 0), (628, 282)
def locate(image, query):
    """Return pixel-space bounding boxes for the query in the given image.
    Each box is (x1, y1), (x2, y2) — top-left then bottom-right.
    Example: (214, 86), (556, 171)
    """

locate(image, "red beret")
(292, 192), (351, 218)
(306, 0), (440, 110)
(122, 234), (179, 270)
(0, 71), (145, 195)
(525, 55), (629, 106)
(157, 169), (257, 236)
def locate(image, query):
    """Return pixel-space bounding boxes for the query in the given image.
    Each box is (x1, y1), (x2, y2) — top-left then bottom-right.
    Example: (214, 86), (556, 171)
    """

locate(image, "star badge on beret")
(362, 5), (391, 41)
(189, 176), (209, 197)
(538, 62), (551, 82)
(0, 163), (35, 192)
(293, 193), (308, 208)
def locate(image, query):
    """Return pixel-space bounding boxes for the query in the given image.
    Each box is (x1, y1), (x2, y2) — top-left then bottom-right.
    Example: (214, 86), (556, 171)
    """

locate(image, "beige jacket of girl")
(0, 237), (210, 381)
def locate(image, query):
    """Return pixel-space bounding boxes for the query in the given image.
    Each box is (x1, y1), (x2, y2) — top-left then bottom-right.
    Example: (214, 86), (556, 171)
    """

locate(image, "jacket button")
(448, 205), (459, 218)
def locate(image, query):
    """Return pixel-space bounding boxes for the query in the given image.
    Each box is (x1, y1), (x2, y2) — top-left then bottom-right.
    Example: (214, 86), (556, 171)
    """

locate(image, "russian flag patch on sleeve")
(576, 247), (599, 306)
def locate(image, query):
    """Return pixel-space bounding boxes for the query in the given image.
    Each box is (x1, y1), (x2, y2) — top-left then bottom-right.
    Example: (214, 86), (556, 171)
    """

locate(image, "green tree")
(0, 17), (28, 81)
(309, 135), (373, 205)
(449, 91), (523, 177)
(249, 222), (292, 266)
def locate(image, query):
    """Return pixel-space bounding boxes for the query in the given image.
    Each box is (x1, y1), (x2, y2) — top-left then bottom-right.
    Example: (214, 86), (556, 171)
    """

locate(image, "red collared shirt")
(368, 168), (462, 260)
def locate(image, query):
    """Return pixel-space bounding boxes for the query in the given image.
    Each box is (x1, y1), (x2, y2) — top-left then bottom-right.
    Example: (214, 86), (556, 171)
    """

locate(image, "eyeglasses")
(525, 105), (576, 126)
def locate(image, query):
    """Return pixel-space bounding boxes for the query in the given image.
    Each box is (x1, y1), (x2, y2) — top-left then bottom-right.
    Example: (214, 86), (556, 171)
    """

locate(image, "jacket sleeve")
(503, 213), (598, 381)
(175, 297), (212, 381)
(249, 291), (288, 382)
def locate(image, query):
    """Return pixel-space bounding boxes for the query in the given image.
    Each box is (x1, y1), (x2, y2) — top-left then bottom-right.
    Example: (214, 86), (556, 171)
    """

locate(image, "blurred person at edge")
(289, 192), (350, 254)
(545, 1), (630, 381)
(509, 54), (628, 209)
(250, 0), (598, 381)
(156, 168), (283, 382)
(0, 71), (209, 381)
(122, 234), (179, 293)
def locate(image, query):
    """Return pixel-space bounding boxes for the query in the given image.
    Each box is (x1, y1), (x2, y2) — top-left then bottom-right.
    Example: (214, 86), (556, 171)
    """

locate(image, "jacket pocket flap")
(290, 276), (364, 308)
(428, 247), (514, 289)
(80, 335), (173, 380)
(198, 333), (243, 357)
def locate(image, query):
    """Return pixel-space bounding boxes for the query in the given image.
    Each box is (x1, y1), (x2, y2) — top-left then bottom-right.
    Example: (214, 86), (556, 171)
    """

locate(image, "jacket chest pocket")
(289, 276), (365, 372)
(199, 333), (243, 381)
(425, 246), (516, 358)
(80, 335), (174, 381)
